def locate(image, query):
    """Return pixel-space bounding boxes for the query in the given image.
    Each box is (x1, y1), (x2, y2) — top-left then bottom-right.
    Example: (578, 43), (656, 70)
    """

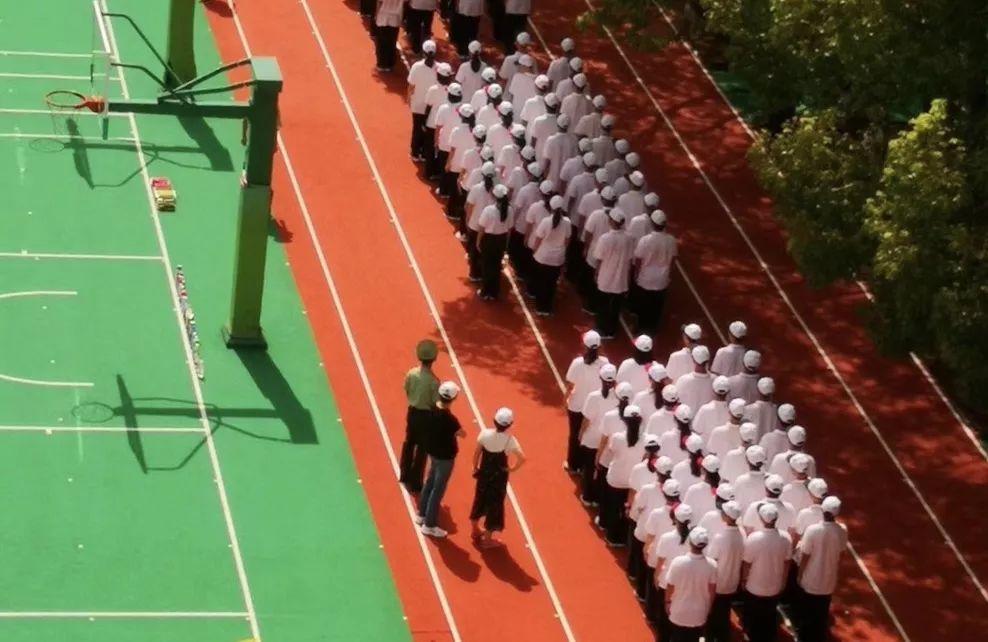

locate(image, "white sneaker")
(421, 525), (448, 538)
(413, 514), (424, 525)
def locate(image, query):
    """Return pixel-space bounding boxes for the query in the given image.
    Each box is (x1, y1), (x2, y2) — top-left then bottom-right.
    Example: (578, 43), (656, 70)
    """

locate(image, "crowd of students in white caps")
(402, 32), (678, 340)
(560, 320), (848, 642)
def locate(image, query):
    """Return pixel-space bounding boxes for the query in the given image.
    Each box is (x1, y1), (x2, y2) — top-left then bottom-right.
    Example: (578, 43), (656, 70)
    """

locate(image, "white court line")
(0, 72), (119, 81)
(0, 108), (126, 117)
(0, 289), (78, 301)
(99, 2), (260, 639)
(225, 3), (462, 641)
(0, 50), (90, 58)
(0, 611), (248, 619)
(295, 1), (576, 639)
(0, 133), (136, 142)
(0, 251), (162, 261)
(0, 425), (203, 433)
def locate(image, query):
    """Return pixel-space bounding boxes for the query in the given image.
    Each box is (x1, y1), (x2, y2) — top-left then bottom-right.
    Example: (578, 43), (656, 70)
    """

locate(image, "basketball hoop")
(44, 90), (107, 136)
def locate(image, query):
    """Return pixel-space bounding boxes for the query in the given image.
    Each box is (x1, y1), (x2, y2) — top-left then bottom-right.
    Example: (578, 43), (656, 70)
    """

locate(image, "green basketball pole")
(164, 0), (197, 87)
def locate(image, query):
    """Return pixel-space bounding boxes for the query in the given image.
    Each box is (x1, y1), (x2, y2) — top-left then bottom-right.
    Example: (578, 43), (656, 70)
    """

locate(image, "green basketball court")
(0, 1), (410, 640)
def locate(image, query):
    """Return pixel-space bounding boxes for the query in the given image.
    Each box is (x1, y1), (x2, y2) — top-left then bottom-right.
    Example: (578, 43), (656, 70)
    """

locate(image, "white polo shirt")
(606, 432), (647, 488)
(542, 131), (580, 187)
(524, 201), (551, 247)
(798, 521), (847, 595)
(645, 407), (677, 438)
(692, 399), (729, 446)
(744, 400), (780, 440)
(375, 0), (403, 27)
(604, 157), (627, 183)
(631, 483), (665, 541)
(564, 172), (596, 221)
(478, 204), (515, 235)
(593, 229), (635, 294)
(561, 92), (593, 127)
(423, 84), (447, 127)
(634, 231), (677, 291)
(596, 407), (625, 463)
(666, 552), (718, 627)
(465, 183), (495, 231)
(699, 509), (728, 539)
(706, 422), (742, 459)
(455, 0), (483, 16)
(565, 356), (609, 413)
(629, 460), (658, 493)
(781, 481), (814, 515)
(719, 446), (749, 484)
(743, 529), (793, 596)
(546, 56), (571, 89)
(582, 208), (611, 267)
(447, 124), (476, 171)
(580, 389), (618, 449)
(592, 134), (616, 165)
(644, 505), (677, 556)
(520, 94), (546, 126)
(675, 371), (715, 414)
(508, 72), (538, 113)
(769, 450), (817, 484)
(574, 111), (602, 138)
(617, 189), (646, 219)
(742, 498), (797, 534)
(654, 531), (690, 586)
(559, 156), (584, 187)
(576, 190), (603, 232)
(707, 525), (744, 594)
(476, 102), (501, 130)
(732, 471), (767, 511)
(407, 60), (438, 114)
(711, 343), (745, 377)
(528, 112), (557, 158)
(498, 146), (525, 182)
(486, 122), (514, 157)
(796, 505), (824, 536)
(511, 182), (540, 233)
(658, 429), (690, 466)
(617, 358), (653, 396)
(533, 216), (571, 267)
(632, 388), (661, 419)
(684, 480), (716, 519)
(759, 429), (790, 463)
(727, 372), (760, 403)
(434, 103), (461, 151)
(671, 459), (701, 494)
(665, 347), (693, 382)
(628, 213), (651, 242)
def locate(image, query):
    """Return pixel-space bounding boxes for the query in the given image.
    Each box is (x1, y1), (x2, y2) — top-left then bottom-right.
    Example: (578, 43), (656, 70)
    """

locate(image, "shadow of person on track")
(476, 541), (539, 591)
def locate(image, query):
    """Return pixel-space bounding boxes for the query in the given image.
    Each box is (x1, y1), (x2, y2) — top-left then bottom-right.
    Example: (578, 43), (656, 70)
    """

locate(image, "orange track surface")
(202, 0), (988, 640)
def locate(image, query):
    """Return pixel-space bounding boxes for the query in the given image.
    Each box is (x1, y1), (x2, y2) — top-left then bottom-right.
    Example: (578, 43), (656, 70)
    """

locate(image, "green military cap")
(416, 339), (438, 361)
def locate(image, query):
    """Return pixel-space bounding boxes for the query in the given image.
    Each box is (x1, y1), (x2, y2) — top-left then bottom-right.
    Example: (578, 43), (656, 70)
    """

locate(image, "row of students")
(564, 326), (846, 642)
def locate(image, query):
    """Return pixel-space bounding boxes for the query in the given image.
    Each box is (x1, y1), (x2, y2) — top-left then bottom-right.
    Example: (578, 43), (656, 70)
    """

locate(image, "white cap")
(534, 74), (551, 90)
(712, 375), (731, 394)
(634, 334), (653, 352)
(492, 184), (509, 199)
(497, 102), (514, 116)
(521, 143), (537, 158)
(740, 422), (759, 443)
(480, 146), (495, 161)
(644, 192), (660, 208)
(556, 113), (570, 129)
(808, 478), (829, 499)
(516, 31), (532, 46)
(544, 92), (561, 108)
(600, 363), (617, 381)
(582, 152), (597, 167)
(629, 170), (645, 187)
(539, 180), (555, 195)
(683, 323), (702, 341)
(550, 195), (566, 210)
(778, 403), (796, 424)
(468, 40), (482, 54)
(729, 398), (747, 418)
(685, 434), (704, 454)
(743, 350), (762, 370)
(458, 103), (475, 117)
(448, 82), (463, 97)
(716, 482), (735, 501)
(757, 377), (775, 395)
(422, 40), (437, 54)
(616, 381), (634, 400)
(788, 425), (807, 446)
(674, 503), (693, 524)
(481, 67), (497, 82)
(626, 152), (641, 168)
(527, 161), (543, 176)
(822, 496), (842, 516)
(601, 113), (616, 128)
(594, 168), (609, 183)
(758, 502), (779, 523)
(510, 123), (527, 138)
(650, 209), (667, 226)
(518, 54), (534, 68)
(438, 381), (459, 400)
(729, 321), (748, 339)
(494, 407), (514, 427)
(592, 94), (607, 109)
(437, 62), (453, 77)
(656, 456), (674, 475)
(661, 384), (679, 403)
(481, 161), (497, 177)
(600, 185), (616, 201)
(691, 345), (711, 364)
(701, 454), (720, 473)
(569, 56), (583, 72)
(721, 500), (742, 520)
(623, 404), (642, 418)
(582, 330), (602, 348)
(578, 137), (593, 153)
(561, 37), (575, 52)
(472, 124), (487, 139)
(615, 139), (631, 154)
(573, 73), (588, 88)
(689, 526), (709, 548)
(644, 434), (661, 449)
(765, 474), (785, 494)
(608, 208), (626, 224)
(662, 478), (681, 497)
(674, 404), (693, 423)
(745, 445), (767, 465)
(648, 363), (667, 383)
(789, 453), (811, 473)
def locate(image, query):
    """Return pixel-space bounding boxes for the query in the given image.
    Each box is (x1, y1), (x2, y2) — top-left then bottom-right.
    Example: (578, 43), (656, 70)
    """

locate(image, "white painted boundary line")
(0, 290), (78, 301)
(651, 3), (987, 463)
(576, 0), (987, 605)
(0, 425), (203, 433)
(0, 108), (126, 117)
(99, 2), (261, 639)
(225, 3), (462, 640)
(294, 1), (576, 638)
(0, 50), (91, 58)
(0, 611), (248, 619)
(0, 251), (162, 261)
(0, 72), (119, 81)
(0, 133), (136, 142)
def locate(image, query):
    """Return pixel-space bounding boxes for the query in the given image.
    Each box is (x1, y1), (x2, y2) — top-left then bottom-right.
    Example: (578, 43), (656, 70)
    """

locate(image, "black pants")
(643, 566), (658, 620)
(603, 492), (629, 544)
(399, 406), (431, 491)
(439, 0), (453, 20)
(566, 410), (583, 472)
(422, 127), (437, 175)
(742, 591), (780, 642)
(669, 623), (702, 642)
(433, 150), (450, 186)
(359, 0), (375, 17)
(565, 237), (584, 283)
(579, 446), (598, 503)
(533, 262), (562, 313)
(597, 480), (622, 537)
(580, 262), (599, 312)
(374, 26), (399, 70)
(627, 533), (644, 581)
(480, 232), (508, 298)
(652, 585), (670, 640)
(795, 590), (831, 642)
(411, 112), (427, 158)
(446, 184), (466, 219)
(636, 286), (667, 335)
(508, 231), (531, 281)
(705, 593), (734, 642)
(404, 8), (433, 53)
(466, 229), (482, 280)
(488, 0), (506, 44)
(450, 13), (479, 56)
(501, 13), (528, 51)
(596, 290), (625, 337)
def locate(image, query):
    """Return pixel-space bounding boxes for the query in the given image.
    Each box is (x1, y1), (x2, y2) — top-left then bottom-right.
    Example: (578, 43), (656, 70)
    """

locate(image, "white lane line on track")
(0, 251), (162, 261)
(224, 3), (463, 640)
(99, 2), (261, 638)
(293, 1), (577, 638)
(0, 611), (248, 619)
(0, 425), (203, 433)
(0, 72), (119, 81)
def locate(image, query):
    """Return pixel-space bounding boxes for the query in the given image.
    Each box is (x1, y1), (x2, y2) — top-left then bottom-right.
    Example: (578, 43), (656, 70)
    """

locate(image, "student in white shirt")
(783, 471), (824, 521)
(456, 41), (489, 100)
(506, 160), (543, 281)
(769, 426), (817, 483)
(445, 114), (481, 219)
(559, 141), (593, 192)
(741, 503), (793, 642)
(760, 406), (797, 462)
(575, 94), (607, 138)
(728, 349), (762, 403)
(672, 434), (706, 491)
(591, 114), (617, 165)
(485, 104), (516, 158)
(507, 55), (538, 112)
(522, 181), (555, 258)
(658, 403), (694, 466)
(497, 126), (529, 183)
(404, 0), (436, 54)
(796, 496), (847, 642)
(645, 383), (679, 437)
(745, 376), (781, 439)
(665, 527), (718, 642)
(630, 207), (674, 334)
(705, 502), (745, 642)
(698, 486), (738, 539)
(450, 0), (483, 58)
(667, 323), (703, 381)
(626, 437), (662, 581)
(373, 0), (404, 71)
(469, 67), (499, 113)
(556, 65), (586, 102)
(636, 476), (678, 605)
(528, 93), (561, 157)
(733, 445), (769, 511)
(742, 474), (797, 536)
(684, 454), (722, 519)
(542, 114), (580, 188)
(616, 171), (647, 219)
(595, 382), (633, 504)
(613, 152), (642, 196)
(592, 208), (635, 339)
(422, 62), (454, 178)
(433, 85), (464, 195)
(561, 79), (593, 130)
(692, 375), (732, 446)
(469, 407), (525, 548)
(578, 186), (617, 314)
(547, 38), (577, 88)
(530, 196), (572, 315)
(617, 334), (656, 395)
(564, 330), (608, 474)
(601, 405), (646, 545)
(566, 167), (606, 286)
(711, 320), (748, 376)
(463, 171), (497, 280)
(498, 31), (536, 84)
(675, 345), (716, 412)
(707, 398), (748, 459)
(579, 363), (618, 505)
(633, 363), (670, 419)
(475, 84), (505, 130)
(408, 42), (439, 162)
(476, 185), (514, 300)
(720, 421), (760, 484)
(652, 504), (693, 635)
(562, 152), (597, 212)
(794, 478), (829, 541)
(519, 74), (551, 126)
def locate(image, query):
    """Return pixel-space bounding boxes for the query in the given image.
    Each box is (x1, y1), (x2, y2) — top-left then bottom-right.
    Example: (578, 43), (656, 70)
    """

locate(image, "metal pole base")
(222, 325), (268, 350)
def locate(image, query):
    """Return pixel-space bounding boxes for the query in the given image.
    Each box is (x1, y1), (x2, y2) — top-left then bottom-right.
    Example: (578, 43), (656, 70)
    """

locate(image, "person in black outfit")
(417, 381), (465, 538)
(469, 407), (526, 548)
